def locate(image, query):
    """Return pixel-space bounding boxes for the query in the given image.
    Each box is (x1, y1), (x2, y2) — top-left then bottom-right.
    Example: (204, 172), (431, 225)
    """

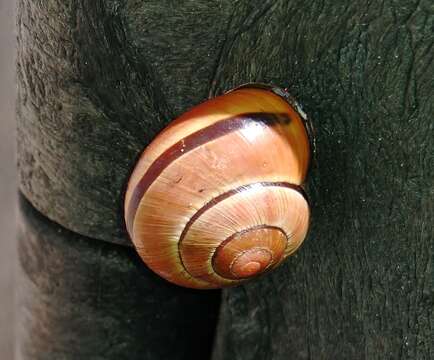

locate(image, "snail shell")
(124, 85), (311, 289)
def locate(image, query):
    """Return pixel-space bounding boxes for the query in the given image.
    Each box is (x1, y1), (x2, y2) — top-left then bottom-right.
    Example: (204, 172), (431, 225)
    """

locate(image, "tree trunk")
(17, 0), (433, 359)
(16, 2), (223, 358)
(211, 2), (434, 359)
(16, 195), (220, 359)
(17, 0), (234, 244)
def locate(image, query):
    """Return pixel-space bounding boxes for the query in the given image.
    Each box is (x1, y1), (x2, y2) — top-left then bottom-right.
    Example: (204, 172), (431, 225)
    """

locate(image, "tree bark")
(17, 0), (433, 359)
(16, 195), (220, 360)
(17, 0), (234, 244)
(16, 2), (223, 358)
(211, 2), (434, 360)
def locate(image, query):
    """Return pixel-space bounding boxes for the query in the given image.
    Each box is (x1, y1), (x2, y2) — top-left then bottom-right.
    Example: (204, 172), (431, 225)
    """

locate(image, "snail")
(124, 84), (311, 289)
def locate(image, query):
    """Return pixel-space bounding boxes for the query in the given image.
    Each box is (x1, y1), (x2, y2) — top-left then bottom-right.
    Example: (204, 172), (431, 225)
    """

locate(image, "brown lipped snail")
(124, 84), (312, 289)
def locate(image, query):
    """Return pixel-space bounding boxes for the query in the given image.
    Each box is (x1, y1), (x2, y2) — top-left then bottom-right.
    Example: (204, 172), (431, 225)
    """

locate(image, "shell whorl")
(124, 86), (311, 289)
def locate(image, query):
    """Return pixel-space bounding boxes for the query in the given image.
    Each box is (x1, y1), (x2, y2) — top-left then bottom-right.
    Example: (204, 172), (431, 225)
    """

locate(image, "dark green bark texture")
(17, 195), (220, 360)
(17, 0), (433, 360)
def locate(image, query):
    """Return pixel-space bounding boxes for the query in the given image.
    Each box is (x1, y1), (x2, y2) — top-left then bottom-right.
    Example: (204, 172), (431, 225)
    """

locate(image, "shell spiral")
(124, 86), (311, 289)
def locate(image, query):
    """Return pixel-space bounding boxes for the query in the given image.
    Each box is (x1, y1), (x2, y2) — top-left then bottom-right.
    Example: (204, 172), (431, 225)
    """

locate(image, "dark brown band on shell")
(177, 182), (306, 279)
(179, 182), (305, 245)
(126, 112), (291, 234)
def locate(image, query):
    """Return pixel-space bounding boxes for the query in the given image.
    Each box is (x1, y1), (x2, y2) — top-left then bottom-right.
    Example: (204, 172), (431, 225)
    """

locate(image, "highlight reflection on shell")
(124, 85), (311, 289)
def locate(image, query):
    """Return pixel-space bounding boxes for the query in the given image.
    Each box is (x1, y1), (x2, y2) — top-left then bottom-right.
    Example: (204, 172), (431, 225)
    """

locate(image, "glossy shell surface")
(125, 86), (311, 288)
